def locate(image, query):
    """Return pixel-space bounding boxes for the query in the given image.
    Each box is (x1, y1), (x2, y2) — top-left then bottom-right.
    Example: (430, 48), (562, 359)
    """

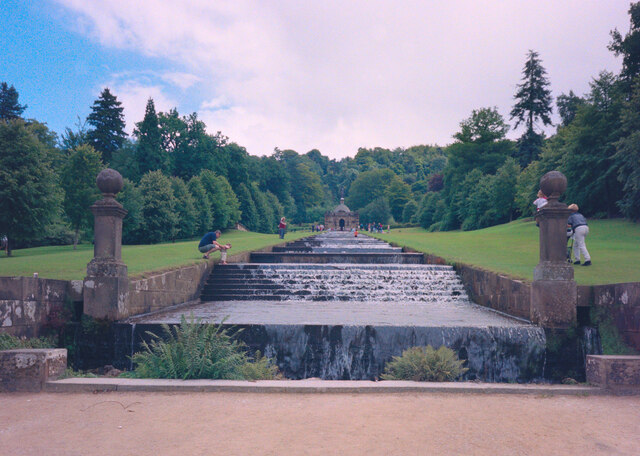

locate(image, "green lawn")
(372, 219), (640, 286)
(0, 230), (311, 281)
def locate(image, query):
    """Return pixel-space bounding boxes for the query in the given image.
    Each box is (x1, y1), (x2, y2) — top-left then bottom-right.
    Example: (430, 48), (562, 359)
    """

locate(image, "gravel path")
(1, 392), (639, 455)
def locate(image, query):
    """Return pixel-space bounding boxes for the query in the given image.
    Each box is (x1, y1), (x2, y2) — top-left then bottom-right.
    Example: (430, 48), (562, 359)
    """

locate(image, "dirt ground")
(1, 392), (639, 455)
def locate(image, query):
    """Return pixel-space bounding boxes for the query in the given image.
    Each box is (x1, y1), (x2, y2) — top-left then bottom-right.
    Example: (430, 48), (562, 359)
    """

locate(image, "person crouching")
(198, 230), (231, 264)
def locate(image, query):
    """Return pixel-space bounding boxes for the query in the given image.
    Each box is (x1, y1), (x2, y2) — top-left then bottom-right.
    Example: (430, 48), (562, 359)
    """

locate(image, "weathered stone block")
(83, 276), (129, 320)
(586, 355), (640, 392)
(0, 349), (67, 392)
(0, 277), (23, 300)
(0, 300), (15, 327)
(531, 280), (577, 328)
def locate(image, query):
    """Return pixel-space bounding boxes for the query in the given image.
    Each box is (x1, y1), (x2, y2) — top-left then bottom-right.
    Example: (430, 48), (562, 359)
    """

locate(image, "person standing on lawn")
(278, 217), (287, 239)
(567, 204), (591, 266)
(198, 230), (231, 264)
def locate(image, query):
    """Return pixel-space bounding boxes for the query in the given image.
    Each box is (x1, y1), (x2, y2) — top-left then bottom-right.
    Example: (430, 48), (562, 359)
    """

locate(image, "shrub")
(0, 333), (56, 350)
(130, 314), (281, 380)
(381, 345), (468, 382)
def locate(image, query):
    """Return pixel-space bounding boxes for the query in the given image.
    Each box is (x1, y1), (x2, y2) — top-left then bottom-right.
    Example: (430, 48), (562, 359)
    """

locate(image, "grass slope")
(0, 230), (311, 281)
(374, 219), (640, 286)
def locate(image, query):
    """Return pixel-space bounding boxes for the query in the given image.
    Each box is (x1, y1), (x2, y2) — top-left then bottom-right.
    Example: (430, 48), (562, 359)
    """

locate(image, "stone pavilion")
(324, 198), (359, 231)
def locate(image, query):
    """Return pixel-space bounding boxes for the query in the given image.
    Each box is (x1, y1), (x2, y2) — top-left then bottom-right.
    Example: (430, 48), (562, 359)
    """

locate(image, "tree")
(135, 98), (168, 175)
(401, 200), (418, 223)
(250, 183), (275, 233)
(118, 178), (144, 244)
(609, 2), (640, 88)
(358, 197), (391, 225)
(60, 144), (103, 248)
(0, 82), (27, 120)
(453, 107), (509, 143)
(187, 176), (213, 234)
(171, 177), (198, 239)
(236, 183), (258, 230)
(86, 88), (127, 164)
(199, 171), (240, 229)
(138, 171), (178, 242)
(385, 179), (412, 222)
(511, 50), (553, 167)
(511, 50), (553, 131)
(557, 90), (586, 127)
(346, 168), (398, 210)
(614, 79), (640, 220)
(0, 120), (62, 255)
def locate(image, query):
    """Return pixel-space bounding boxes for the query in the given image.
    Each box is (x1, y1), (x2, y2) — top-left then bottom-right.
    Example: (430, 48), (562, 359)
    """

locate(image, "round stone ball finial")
(539, 171), (567, 202)
(96, 168), (124, 197)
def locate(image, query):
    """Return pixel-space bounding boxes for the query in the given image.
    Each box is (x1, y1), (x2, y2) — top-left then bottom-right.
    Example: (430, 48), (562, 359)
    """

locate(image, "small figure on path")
(567, 204), (591, 266)
(278, 217), (287, 239)
(198, 230), (231, 264)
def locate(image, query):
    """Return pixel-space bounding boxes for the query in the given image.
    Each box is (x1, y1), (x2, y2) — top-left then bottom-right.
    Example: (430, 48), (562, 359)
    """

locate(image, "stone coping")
(43, 378), (608, 395)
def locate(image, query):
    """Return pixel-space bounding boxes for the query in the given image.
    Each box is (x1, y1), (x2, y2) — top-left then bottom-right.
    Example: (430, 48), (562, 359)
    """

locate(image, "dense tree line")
(1, 4), (640, 254)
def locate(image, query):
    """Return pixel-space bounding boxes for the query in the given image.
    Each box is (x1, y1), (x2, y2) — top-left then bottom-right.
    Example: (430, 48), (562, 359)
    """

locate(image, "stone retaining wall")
(586, 354), (640, 392)
(0, 348), (67, 392)
(590, 283), (640, 350)
(0, 277), (83, 337)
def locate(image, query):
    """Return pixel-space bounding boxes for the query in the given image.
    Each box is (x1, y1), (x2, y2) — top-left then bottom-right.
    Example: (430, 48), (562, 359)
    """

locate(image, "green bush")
(130, 314), (281, 380)
(381, 345), (468, 382)
(0, 333), (56, 350)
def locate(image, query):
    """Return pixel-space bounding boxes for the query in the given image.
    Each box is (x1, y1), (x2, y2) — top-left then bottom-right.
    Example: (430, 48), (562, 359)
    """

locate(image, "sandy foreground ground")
(1, 392), (639, 456)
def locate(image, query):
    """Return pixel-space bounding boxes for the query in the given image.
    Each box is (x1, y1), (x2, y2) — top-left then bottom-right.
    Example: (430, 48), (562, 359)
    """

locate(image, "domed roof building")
(324, 198), (359, 231)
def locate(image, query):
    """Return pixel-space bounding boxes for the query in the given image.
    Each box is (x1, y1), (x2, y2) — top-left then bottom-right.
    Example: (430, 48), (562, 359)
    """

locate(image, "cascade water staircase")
(119, 231), (546, 381)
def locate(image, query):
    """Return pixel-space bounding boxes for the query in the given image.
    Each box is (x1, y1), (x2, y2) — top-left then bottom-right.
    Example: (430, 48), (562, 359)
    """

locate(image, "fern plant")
(130, 314), (280, 380)
(381, 345), (468, 382)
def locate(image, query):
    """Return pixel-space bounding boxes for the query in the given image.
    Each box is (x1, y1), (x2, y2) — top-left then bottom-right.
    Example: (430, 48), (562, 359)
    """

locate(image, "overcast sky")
(0, 1), (631, 158)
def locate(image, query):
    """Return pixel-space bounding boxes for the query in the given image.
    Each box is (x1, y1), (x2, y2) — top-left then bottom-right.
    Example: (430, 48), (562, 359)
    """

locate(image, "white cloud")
(58, 0), (628, 158)
(161, 72), (201, 90)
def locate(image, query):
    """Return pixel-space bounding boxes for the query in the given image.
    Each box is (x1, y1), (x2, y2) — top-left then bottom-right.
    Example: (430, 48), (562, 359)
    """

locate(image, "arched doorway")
(339, 219), (345, 230)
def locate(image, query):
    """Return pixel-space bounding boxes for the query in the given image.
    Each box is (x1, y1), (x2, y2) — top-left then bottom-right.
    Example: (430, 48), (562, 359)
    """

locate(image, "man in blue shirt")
(567, 204), (591, 266)
(198, 230), (231, 263)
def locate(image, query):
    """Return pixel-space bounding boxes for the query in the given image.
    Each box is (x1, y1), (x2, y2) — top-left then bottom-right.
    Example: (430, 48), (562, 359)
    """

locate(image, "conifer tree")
(0, 82), (27, 120)
(510, 50), (553, 167)
(135, 98), (168, 175)
(86, 88), (127, 164)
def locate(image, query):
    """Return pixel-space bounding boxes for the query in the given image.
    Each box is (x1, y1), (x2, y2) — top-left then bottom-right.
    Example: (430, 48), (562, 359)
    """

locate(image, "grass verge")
(372, 219), (640, 286)
(0, 230), (312, 281)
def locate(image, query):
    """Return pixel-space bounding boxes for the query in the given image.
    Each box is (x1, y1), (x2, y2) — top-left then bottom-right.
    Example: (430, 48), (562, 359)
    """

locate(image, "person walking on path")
(278, 217), (287, 239)
(567, 204), (591, 266)
(198, 230), (231, 264)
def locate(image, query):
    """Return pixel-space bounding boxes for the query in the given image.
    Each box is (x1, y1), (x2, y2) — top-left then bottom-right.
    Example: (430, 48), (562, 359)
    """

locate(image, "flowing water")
(118, 232), (548, 381)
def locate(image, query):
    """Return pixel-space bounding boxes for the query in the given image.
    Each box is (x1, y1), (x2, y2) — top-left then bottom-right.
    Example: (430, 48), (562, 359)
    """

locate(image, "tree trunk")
(6, 237), (11, 257)
(73, 228), (79, 250)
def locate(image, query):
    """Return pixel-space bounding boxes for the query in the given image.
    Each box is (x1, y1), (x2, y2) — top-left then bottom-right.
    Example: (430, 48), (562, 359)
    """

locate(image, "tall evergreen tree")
(86, 88), (127, 164)
(135, 98), (167, 175)
(609, 2), (640, 89)
(510, 50), (553, 166)
(0, 82), (27, 120)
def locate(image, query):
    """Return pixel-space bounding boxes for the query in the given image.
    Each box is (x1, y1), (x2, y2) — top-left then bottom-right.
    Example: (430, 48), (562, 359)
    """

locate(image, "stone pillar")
(530, 171), (577, 328)
(83, 169), (128, 320)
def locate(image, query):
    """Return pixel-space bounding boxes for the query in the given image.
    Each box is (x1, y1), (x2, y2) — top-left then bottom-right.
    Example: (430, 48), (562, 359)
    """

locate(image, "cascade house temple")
(324, 198), (359, 231)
